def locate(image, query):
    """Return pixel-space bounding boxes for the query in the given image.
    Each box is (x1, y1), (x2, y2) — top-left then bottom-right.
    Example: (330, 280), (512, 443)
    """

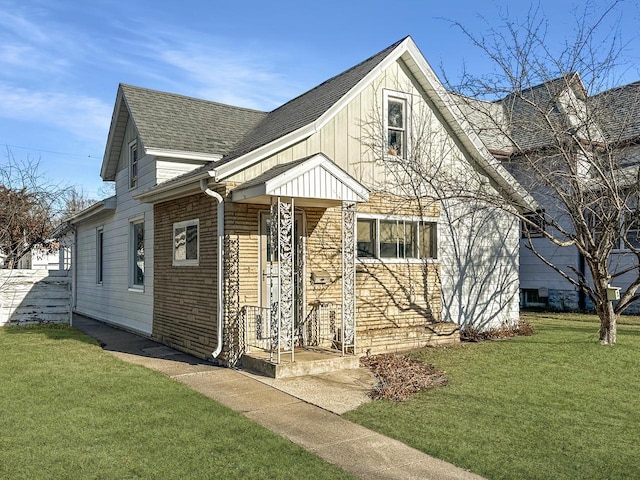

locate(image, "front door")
(259, 211), (305, 348)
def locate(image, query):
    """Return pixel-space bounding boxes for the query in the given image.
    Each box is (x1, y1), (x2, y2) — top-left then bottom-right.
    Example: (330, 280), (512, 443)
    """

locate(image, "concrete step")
(241, 348), (360, 378)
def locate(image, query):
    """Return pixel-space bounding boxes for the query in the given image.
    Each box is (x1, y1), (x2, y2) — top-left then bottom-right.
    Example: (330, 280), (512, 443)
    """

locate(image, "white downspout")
(200, 179), (225, 359)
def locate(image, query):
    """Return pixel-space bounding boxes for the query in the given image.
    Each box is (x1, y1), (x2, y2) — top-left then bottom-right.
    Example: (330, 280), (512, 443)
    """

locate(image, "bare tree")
(0, 150), (70, 269)
(448, 1), (640, 344)
(359, 81), (522, 333)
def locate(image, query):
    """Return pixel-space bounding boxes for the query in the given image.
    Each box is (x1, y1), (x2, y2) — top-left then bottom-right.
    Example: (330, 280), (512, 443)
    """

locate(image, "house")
(461, 74), (640, 312)
(66, 36), (534, 366)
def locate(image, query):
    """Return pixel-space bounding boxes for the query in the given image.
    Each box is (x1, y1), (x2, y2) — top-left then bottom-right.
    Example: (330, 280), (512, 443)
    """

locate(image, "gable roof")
(231, 153), (369, 206)
(590, 81), (640, 144)
(133, 36), (536, 211)
(219, 37), (407, 165)
(462, 74), (640, 155)
(100, 85), (267, 180)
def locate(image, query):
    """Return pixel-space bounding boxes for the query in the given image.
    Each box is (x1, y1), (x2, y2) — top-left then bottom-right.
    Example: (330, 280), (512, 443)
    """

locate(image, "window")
(131, 220), (144, 288)
(357, 219), (375, 257)
(129, 140), (138, 188)
(96, 227), (104, 284)
(384, 90), (409, 158)
(521, 210), (545, 238)
(356, 217), (437, 260)
(173, 219), (199, 266)
(521, 289), (548, 308)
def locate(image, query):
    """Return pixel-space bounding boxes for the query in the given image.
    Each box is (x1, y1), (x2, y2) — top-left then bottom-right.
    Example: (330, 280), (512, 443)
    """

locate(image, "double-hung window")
(173, 219), (199, 266)
(357, 216), (437, 260)
(96, 227), (104, 284)
(129, 140), (138, 189)
(130, 219), (144, 288)
(384, 90), (410, 158)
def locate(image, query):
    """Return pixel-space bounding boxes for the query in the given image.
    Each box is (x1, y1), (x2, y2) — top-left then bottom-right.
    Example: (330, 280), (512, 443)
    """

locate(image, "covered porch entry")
(230, 154), (369, 377)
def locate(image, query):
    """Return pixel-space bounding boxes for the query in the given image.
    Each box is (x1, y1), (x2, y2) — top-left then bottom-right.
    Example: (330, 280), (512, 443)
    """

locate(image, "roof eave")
(133, 171), (211, 204)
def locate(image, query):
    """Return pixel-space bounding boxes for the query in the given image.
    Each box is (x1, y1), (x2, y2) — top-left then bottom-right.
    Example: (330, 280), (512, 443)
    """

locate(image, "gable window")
(356, 216), (437, 260)
(384, 90), (410, 158)
(129, 140), (138, 189)
(96, 227), (104, 284)
(173, 219), (199, 266)
(130, 219), (144, 288)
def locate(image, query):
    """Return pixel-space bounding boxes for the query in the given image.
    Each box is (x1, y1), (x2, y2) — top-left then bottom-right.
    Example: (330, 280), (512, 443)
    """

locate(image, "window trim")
(96, 226), (104, 285)
(129, 139), (139, 189)
(356, 214), (438, 264)
(383, 89), (411, 159)
(129, 217), (145, 290)
(173, 219), (200, 267)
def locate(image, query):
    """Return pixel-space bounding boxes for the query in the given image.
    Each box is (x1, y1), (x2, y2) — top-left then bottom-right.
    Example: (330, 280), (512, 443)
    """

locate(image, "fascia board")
(68, 196), (117, 224)
(100, 89), (125, 180)
(133, 172), (210, 203)
(312, 39), (409, 133)
(212, 124), (316, 181)
(145, 148), (223, 162)
(264, 153), (370, 201)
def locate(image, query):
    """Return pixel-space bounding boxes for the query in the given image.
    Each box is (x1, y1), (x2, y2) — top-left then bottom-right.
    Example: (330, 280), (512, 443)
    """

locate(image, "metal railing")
(242, 302), (342, 361)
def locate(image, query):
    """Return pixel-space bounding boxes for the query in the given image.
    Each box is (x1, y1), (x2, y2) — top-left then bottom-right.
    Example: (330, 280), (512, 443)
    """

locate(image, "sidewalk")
(73, 314), (484, 480)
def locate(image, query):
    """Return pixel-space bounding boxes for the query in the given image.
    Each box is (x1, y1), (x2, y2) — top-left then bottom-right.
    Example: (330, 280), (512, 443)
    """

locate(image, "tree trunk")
(599, 300), (617, 345)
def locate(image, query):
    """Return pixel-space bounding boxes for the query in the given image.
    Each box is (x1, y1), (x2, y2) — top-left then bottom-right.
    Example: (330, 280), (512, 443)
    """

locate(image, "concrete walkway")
(72, 315), (484, 480)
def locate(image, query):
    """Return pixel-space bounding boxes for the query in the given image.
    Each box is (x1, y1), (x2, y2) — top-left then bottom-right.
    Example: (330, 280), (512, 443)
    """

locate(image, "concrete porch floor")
(241, 346), (361, 378)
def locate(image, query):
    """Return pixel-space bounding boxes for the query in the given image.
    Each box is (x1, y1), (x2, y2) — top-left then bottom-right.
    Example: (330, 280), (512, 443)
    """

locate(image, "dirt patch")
(360, 353), (448, 402)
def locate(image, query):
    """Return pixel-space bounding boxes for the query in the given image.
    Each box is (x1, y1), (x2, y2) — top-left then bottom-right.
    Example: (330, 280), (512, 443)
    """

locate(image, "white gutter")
(200, 179), (225, 359)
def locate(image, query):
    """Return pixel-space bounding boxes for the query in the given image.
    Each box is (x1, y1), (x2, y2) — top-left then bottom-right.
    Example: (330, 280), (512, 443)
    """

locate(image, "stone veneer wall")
(154, 189), (457, 363)
(153, 192), (219, 359)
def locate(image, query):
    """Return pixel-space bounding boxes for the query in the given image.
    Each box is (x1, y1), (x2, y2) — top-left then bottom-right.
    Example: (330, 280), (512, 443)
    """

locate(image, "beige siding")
(225, 56), (520, 331)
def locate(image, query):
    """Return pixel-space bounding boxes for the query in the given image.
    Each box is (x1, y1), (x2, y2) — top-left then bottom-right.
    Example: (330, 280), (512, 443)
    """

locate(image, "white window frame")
(96, 226), (104, 285)
(129, 139), (139, 189)
(356, 213), (438, 264)
(383, 89), (411, 159)
(129, 217), (145, 291)
(173, 219), (200, 267)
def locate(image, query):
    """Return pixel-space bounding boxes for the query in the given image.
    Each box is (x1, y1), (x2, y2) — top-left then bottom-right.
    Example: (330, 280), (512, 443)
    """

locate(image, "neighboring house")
(67, 36), (533, 366)
(463, 74), (640, 312)
(15, 243), (69, 271)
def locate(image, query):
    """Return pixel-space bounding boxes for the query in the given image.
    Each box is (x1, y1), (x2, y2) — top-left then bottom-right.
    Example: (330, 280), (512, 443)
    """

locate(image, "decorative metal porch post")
(342, 201), (356, 354)
(269, 197), (295, 363)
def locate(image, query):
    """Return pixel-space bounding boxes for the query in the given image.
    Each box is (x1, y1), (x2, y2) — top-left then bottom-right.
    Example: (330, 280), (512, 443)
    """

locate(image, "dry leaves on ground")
(360, 353), (448, 402)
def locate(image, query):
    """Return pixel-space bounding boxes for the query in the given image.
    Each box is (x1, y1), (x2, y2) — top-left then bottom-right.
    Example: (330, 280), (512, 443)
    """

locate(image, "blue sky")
(1, 0), (639, 199)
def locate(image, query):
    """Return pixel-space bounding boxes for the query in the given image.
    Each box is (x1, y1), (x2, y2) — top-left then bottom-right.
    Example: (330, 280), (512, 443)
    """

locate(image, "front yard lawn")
(0, 325), (354, 480)
(345, 312), (640, 480)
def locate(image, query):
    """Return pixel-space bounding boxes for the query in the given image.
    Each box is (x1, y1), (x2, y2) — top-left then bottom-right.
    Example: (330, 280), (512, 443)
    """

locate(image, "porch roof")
(230, 153), (370, 207)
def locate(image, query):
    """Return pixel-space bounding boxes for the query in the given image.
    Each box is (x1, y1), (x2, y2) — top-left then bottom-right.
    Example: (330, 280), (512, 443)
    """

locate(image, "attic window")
(384, 90), (410, 158)
(129, 140), (138, 189)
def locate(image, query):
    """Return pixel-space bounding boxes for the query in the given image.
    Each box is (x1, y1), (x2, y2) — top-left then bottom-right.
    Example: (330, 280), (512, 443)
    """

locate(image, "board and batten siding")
(74, 119), (154, 335)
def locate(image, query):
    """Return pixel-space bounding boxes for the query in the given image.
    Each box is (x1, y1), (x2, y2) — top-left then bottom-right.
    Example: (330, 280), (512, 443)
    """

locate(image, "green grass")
(345, 312), (640, 480)
(0, 325), (354, 480)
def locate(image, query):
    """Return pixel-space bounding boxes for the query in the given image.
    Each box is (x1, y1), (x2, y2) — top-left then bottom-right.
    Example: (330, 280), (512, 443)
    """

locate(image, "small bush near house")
(360, 353), (448, 401)
(460, 320), (535, 342)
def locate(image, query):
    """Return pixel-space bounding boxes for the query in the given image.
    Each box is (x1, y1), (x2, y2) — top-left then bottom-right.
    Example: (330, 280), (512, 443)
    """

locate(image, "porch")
(239, 302), (360, 378)
(230, 154), (369, 376)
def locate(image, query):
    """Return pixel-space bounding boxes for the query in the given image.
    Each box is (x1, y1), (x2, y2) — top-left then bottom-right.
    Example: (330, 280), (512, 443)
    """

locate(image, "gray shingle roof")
(590, 81), (640, 144)
(460, 74), (640, 154)
(121, 84), (267, 155)
(216, 37), (407, 166)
